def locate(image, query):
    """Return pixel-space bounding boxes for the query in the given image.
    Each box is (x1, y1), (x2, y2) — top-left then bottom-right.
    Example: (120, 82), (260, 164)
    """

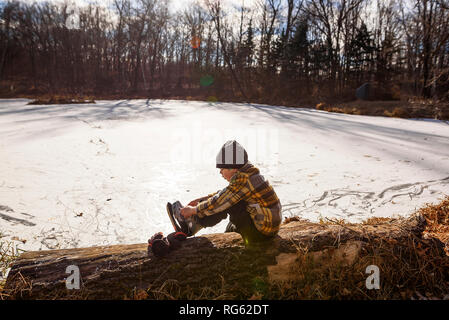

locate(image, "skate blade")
(166, 202), (183, 233)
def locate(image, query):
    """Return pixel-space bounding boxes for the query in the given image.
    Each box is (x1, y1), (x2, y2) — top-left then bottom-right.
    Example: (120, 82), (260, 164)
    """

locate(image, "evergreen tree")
(347, 22), (376, 82)
(234, 18), (254, 75)
(269, 28), (284, 74)
(242, 18), (254, 68)
(287, 17), (310, 79)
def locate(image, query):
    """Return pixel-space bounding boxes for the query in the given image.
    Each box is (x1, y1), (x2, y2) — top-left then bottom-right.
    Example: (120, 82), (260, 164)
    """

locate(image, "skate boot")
(166, 231), (187, 250)
(147, 231), (187, 258)
(147, 232), (170, 257)
(169, 201), (203, 237)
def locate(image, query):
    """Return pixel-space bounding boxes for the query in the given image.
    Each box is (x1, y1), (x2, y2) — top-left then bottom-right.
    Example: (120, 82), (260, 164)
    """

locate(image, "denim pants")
(195, 200), (274, 244)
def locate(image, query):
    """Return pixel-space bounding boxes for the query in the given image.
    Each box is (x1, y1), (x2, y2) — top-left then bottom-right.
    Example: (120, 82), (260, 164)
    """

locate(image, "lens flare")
(190, 36), (201, 49)
(200, 75), (214, 87)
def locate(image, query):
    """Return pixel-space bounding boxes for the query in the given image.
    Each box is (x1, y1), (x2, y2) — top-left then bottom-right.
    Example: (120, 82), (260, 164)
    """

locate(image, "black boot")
(147, 232), (170, 257)
(166, 231), (187, 250)
(172, 201), (203, 237)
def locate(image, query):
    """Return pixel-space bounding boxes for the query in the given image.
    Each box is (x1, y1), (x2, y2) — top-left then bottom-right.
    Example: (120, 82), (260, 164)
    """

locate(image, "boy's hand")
(180, 206), (197, 218)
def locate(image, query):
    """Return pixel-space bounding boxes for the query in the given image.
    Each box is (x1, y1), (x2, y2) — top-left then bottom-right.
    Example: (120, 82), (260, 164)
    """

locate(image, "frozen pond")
(1, 98), (449, 251)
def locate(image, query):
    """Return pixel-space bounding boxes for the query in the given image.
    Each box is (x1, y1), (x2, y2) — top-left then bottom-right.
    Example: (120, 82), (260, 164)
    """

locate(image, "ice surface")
(1, 98), (448, 251)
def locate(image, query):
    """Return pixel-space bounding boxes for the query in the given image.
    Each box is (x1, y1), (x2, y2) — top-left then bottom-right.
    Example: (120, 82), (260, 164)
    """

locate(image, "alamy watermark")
(65, 3), (79, 30)
(169, 121), (280, 172)
(365, 265), (380, 290)
(65, 265), (80, 290)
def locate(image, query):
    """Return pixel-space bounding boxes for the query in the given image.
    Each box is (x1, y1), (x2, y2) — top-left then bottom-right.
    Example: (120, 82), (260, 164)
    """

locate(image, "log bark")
(4, 215), (427, 299)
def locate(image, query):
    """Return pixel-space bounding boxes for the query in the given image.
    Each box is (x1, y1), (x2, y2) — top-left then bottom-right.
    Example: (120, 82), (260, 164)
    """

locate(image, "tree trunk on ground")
(4, 215), (428, 299)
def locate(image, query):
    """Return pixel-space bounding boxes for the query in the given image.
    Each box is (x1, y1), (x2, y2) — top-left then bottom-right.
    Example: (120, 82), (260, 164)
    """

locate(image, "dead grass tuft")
(125, 277), (237, 300)
(283, 216), (310, 224)
(418, 197), (449, 254)
(384, 107), (410, 118)
(362, 217), (398, 225)
(314, 99), (449, 120)
(28, 94), (95, 105)
(266, 229), (448, 299)
(0, 234), (26, 300)
(268, 198), (449, 300)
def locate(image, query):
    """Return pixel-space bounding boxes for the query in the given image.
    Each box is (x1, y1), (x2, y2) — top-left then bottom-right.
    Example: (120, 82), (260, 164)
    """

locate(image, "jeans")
(195, 200), (274, 244)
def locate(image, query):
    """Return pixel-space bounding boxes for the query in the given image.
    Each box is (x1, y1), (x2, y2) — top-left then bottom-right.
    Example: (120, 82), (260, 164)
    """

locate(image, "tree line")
(0, 0), (448, 103)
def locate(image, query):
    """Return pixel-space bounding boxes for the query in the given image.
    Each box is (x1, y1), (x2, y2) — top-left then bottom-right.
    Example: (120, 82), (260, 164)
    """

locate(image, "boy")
(179, 140), (282, 245)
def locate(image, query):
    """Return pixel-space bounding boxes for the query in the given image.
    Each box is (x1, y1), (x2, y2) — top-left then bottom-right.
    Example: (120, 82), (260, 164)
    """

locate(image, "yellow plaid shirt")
(195, 162), (282, 236)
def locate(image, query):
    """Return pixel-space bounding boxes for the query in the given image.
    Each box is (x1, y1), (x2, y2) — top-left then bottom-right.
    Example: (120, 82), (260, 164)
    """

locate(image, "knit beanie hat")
(216, 140), (248, 169)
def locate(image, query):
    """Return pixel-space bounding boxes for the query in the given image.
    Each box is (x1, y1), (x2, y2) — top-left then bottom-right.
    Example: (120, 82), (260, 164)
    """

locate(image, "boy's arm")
(207, 191), (220, 198)
(200, 191), (220, 201)
(188, 191), (219, 206)
(195, 176), (248, 218)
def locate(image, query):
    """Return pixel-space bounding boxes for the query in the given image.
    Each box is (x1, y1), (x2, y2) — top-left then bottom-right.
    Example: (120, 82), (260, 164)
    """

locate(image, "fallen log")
(3, 214), (433, 299)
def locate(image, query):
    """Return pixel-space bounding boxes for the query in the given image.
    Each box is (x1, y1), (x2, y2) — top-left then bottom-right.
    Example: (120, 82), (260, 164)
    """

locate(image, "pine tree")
(347, 22), (376, 82)
(288, 17), (310, 79)
(243, 18), (254, 68)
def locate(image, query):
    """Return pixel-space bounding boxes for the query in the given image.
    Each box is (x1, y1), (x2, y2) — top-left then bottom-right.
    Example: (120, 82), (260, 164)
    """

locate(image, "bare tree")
(204, 0), (247, 99)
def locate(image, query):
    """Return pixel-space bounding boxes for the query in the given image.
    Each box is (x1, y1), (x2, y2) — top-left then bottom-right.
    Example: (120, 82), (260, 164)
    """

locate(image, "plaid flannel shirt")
(195, 162), (282, 236)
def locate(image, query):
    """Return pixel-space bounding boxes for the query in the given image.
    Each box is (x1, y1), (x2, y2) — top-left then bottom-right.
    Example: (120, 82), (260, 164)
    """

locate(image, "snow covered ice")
(1, 98), (449, 252)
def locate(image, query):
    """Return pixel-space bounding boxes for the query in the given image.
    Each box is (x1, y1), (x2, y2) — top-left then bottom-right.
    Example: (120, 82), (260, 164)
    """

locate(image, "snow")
(1, 98), (449, 252)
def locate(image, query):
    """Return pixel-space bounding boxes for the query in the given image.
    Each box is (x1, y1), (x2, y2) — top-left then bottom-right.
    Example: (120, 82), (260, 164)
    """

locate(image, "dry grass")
(126, 278), (237, 300)
(267, 198), (449, 300)
(384, 107), (409, 118)
(265, 231), (448, 300)
(419, 197), (449, 254)
(28, 94), (95, 105)
(316, 99), (449, 120)
(317, 100), (407, 117)
(362, 217), (398, 225)
(0, 234), (26, 300)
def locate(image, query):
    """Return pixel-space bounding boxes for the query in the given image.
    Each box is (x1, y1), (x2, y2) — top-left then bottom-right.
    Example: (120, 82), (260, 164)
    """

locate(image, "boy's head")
(219, 168), (238, 182)
(216, 140), (248, 181)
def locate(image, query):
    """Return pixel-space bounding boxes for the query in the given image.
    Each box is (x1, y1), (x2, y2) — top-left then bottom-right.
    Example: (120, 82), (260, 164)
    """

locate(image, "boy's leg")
(194, 211), (227, 228)
(224, 200), (247, 233)
(227, 201), (274, 244)
(194, 201), (246, 230)
(193, 201), (274, 244)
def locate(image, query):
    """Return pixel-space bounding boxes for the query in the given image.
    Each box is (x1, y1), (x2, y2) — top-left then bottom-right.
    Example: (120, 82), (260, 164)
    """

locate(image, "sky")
(6, 0), (415, 44)
(14, 0), (260, 14)
(8, 0), (262, 35)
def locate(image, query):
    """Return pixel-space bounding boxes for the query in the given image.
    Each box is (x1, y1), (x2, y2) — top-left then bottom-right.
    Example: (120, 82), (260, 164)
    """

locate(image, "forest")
(0, 0), (448, 105)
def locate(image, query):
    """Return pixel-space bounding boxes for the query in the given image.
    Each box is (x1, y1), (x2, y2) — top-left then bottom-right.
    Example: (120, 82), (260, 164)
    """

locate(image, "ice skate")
(166, 200), (203, 237)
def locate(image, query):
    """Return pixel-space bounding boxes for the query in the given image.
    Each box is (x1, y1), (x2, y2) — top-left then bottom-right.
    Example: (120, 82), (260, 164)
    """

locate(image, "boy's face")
(220, 168), (237, 182)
